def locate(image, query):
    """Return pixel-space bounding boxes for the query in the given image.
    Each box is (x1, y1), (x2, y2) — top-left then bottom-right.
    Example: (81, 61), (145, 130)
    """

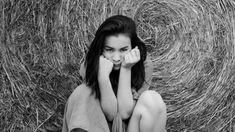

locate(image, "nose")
(113, 52), (122, 62)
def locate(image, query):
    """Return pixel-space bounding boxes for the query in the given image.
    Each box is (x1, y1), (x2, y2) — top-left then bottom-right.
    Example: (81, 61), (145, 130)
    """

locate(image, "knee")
(138, 90), (166, 114)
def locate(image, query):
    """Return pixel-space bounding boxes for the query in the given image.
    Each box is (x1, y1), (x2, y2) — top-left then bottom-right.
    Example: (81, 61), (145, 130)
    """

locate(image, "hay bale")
(133, 0), (235, 131)
(0, 0), (235, 131)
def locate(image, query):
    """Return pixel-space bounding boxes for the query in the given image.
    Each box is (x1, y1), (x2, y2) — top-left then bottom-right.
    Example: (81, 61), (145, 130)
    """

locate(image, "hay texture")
(0, 0), (235, 131)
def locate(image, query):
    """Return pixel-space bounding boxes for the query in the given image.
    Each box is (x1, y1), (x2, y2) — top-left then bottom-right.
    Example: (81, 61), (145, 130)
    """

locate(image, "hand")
(98, 55), (113, 78)
(121, 46), (140, 69)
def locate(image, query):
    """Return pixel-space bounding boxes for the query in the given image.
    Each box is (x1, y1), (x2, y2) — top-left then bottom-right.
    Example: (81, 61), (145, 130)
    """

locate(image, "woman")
(62, 15), (167, 132)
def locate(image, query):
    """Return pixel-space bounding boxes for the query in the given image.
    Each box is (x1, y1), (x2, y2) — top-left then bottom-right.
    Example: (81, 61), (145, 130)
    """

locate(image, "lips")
(113, 63), (121, 70)
(114, 64), (121, 68)
(113, 63), (121, 66)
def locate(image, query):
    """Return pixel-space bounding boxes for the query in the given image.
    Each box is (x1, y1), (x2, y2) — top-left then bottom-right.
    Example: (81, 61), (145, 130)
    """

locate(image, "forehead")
(105, 34), (131, 48)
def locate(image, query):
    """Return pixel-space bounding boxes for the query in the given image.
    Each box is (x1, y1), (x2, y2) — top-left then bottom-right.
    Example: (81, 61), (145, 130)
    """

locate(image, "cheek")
(121, 52), (127, 57)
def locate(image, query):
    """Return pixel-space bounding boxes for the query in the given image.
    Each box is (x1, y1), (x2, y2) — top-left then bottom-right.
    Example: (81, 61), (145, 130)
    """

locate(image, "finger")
(99, 55), (104, 61)
(133, 46), (140, 57)
(101, 55), (106, 58)
(132, 46), (138, 53)
(130, 48), (139, 60)
(125, 53), (131, 63)
(102, 56), (108, 62)
(105, 57), (112, 63)
(129, 50), (137, 61)
(135, 48), (140, 60)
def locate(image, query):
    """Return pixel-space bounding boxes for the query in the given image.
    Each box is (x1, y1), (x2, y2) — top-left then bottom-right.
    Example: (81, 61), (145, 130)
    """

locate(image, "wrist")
(120, 66), (132, 72)
(98, 74), (110, 82)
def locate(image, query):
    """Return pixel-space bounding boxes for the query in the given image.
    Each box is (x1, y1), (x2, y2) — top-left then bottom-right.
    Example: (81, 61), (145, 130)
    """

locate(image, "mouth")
(113, 63), (121, 66)
(113, 64), (121, 70)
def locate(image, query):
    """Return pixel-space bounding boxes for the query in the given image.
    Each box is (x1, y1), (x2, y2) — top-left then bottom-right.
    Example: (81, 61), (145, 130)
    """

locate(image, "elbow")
(119, 109), (132, 119)
(106, 110), (117, 121)
(118, 102), (134, 119)
(101, 103), (117, 122)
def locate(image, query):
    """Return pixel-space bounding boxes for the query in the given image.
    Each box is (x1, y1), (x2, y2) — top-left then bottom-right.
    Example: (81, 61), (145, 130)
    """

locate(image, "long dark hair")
(85, 15), (147, 99)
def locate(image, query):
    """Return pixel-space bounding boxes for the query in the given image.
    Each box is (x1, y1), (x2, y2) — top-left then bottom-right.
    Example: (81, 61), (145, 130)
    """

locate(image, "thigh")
(127, 99), (144, 132)
(127, 91), (167, 132)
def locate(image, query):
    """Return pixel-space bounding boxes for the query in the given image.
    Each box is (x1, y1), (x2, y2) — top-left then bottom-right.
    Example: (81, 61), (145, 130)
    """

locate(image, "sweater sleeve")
(63, 85), (90, 132)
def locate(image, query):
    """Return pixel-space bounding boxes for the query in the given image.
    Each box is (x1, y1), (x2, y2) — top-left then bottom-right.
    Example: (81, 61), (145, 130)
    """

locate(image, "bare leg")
(127, 90), (167, 132)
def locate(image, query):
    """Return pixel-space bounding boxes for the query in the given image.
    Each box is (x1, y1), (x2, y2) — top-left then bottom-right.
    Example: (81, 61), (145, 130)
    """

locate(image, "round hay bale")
(132, 0), (235, 131)
(0, 0), (235, 131)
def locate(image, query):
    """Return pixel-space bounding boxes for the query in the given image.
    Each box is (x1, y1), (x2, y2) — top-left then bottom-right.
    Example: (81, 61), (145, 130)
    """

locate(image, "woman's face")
(103, 33), (132, 70)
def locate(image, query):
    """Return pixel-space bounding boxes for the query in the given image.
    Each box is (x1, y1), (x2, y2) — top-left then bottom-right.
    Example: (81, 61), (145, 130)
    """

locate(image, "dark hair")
(85, 15), (147, 99)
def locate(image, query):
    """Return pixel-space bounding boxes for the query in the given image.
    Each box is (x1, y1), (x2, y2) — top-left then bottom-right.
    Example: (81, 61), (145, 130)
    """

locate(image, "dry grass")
(0, 0), (235, 131)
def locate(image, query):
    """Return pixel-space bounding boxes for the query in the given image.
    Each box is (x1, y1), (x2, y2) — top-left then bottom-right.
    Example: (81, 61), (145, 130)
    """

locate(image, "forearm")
(117, 68), (135, 119)
(98, 76), (117, 121)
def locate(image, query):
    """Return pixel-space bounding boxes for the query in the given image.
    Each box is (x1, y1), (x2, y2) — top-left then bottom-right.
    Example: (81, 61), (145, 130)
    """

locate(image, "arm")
(98, 75), (117, 121)
(98, 56), (117, 121)
(117, 47), (140, 119)
(117, 67), (135, 119)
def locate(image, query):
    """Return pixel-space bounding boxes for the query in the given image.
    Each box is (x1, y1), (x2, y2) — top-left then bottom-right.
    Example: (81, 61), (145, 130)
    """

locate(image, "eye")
(104, 48), (113, 52)
(120, 48), (128, 52)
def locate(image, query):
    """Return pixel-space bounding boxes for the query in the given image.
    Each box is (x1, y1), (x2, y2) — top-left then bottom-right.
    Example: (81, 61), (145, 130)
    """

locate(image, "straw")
(0, 0), (235, 131)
